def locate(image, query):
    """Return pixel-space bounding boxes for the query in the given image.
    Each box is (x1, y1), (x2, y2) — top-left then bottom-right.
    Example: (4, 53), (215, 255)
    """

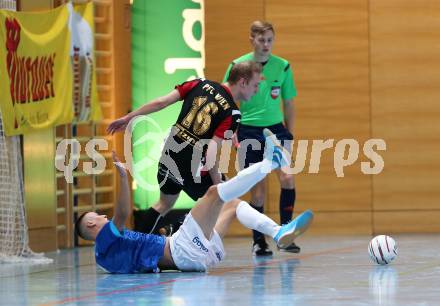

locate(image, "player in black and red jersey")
(107, 61), (262, 234)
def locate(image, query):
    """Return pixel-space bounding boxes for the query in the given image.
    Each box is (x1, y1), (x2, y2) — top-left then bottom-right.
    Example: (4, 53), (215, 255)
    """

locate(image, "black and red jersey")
(160, 79), (240, 181)
(173, 78), (240, 144)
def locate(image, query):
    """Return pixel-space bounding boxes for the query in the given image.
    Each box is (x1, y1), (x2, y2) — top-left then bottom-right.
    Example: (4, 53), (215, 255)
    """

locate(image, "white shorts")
(170, 212), (225, 272)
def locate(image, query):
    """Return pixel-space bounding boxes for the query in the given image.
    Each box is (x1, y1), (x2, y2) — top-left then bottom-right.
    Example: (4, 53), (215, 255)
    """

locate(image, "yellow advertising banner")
(0, 3), (101, 136)
(0, 5), (72, 136)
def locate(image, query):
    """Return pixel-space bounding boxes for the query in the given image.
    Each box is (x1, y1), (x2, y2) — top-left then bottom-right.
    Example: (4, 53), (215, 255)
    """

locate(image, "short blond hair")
(227, 61), (262, 85)
(250, 20), (275, 38)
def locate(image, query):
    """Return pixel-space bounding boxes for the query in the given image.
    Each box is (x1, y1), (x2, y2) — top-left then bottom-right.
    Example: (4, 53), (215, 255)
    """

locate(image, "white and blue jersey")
(95, 221), (166, 273)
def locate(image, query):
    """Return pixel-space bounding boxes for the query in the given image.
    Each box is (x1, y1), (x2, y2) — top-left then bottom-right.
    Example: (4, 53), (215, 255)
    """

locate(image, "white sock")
(217, 159), (273, 203)
(236, 201), (280, 238)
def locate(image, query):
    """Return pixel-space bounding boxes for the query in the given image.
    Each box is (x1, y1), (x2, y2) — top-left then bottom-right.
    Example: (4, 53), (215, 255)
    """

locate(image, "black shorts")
(157, 161), (215, 201)
(237, 123), (293, 169)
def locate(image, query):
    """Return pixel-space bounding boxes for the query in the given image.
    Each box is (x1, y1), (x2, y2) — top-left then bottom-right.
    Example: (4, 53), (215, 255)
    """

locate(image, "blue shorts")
(237, 123), (293, 169)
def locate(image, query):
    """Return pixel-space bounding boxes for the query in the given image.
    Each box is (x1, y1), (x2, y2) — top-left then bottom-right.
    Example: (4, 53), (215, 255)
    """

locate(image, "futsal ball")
(368, 235), (397, 265)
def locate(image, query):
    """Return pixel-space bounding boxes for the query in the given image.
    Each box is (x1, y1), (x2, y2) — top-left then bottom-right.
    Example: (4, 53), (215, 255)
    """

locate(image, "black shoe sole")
(278, 247), (300, 253)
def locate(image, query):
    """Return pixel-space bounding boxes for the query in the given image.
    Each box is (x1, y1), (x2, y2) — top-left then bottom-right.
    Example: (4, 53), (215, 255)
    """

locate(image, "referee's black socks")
(250, 203), (265, 242)
(279, 188), (296, 225)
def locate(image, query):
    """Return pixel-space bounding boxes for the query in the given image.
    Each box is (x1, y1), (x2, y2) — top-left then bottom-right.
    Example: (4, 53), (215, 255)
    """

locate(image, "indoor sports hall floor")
(1, 235), (439, 306)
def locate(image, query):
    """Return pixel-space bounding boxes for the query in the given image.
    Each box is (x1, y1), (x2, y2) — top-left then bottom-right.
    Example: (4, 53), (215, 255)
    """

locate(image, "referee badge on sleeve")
(271, 86), (281, 99)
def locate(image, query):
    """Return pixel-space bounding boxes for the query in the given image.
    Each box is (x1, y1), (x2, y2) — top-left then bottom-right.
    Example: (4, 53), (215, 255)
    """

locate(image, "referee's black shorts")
(237, 123), (293, 169)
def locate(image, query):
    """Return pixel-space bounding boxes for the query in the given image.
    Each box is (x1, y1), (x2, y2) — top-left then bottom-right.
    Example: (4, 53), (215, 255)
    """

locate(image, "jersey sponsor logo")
(174, 123), (204, 150)
(192, 236), (209, 252)
(215, 251), (222, 261)
(271, 86), (281, 99)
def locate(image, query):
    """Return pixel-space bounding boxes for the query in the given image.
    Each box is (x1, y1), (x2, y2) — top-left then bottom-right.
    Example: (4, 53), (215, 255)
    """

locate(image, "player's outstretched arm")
(106, 89), (181, 134)
(111, 151), (131, 231)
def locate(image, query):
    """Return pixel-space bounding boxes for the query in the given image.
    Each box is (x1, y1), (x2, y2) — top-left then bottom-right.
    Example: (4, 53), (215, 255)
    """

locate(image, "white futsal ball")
(368, 235), (397, 265)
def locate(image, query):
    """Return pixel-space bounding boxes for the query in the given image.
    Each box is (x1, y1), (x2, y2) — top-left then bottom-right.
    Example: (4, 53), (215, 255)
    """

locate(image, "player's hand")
(232, 132), (240, 149)
(112, 151), (127, 177)
(107, 116), (130, 134)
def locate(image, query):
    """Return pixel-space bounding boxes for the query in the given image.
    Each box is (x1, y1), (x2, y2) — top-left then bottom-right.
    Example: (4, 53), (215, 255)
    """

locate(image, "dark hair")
(250, 20), (275, 38)
(74, 212), (88, 240)
(227, 61), (262, 85)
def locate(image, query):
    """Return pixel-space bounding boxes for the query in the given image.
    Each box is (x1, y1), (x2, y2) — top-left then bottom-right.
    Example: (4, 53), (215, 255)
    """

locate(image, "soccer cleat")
(278, 242), (301, 253)
(273, 210), (314, 249)
(252, 236), (273, 257)
(263, 128), (290, 169)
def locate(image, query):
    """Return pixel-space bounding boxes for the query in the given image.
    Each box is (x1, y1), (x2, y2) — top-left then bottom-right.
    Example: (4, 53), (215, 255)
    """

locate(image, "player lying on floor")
(75, 130), (313, 273)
